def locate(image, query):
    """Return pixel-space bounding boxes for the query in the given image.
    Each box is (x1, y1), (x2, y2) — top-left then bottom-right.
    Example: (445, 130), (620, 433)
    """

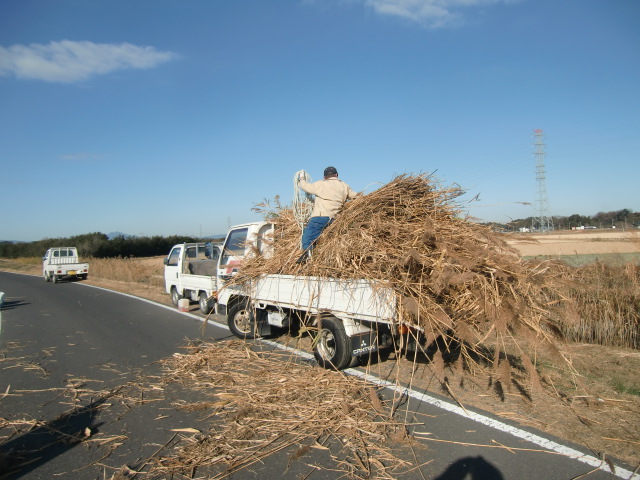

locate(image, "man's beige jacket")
(299, 177), (358, 218)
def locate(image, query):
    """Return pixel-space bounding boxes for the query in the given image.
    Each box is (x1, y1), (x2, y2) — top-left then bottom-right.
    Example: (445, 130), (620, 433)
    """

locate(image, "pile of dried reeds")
(241, 174), (567, 384)
(150, 340), (420, 479)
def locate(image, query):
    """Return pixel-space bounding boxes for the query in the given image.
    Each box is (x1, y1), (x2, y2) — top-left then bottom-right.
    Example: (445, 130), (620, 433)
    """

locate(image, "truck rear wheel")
(313, 317), (353, 370)
(227, 301), (257, 339)
(52, 274), (58, 284)
(170, 287), (182, 307)
(199, 292), (214, 314)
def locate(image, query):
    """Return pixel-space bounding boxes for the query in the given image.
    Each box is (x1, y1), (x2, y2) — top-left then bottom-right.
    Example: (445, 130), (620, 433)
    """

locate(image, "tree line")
(0, 232), (224, 259)
(496, 208), (639, 232)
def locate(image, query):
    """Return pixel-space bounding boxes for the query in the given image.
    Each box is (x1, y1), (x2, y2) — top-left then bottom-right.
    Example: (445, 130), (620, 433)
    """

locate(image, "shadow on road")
(433, 456), (505, 480)
(0, 396), (107, 479)
(0, 299), (30, 311)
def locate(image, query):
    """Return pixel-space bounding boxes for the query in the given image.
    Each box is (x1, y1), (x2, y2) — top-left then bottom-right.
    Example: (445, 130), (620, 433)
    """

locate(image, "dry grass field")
(505, 228), (640, 259)
(1, 242), (639, 470)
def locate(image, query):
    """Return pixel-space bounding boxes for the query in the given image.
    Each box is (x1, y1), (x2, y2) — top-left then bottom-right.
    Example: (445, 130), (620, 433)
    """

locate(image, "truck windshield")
(220, 228), (248, 266)
(167, 247), (181, 266)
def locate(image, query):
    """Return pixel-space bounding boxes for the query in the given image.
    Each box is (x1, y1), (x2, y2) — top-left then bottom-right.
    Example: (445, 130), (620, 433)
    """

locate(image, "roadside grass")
(0, 257), (41, 270)
(87, 256), (165, 288)
(611, 378), (640, 396)
(524, 252), (640, 267)
(554, 261), (639, 349)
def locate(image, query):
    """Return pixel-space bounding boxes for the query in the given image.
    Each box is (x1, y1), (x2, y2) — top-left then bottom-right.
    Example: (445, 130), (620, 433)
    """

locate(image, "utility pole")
(531, 129), (554, 232)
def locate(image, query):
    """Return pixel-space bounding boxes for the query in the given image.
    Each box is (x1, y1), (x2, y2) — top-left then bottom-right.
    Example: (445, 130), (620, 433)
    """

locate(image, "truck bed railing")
(50, 257), (82, 265)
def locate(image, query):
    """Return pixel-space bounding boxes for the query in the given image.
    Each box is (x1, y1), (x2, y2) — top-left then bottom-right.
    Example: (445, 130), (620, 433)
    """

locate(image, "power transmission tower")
(531, 129), (554, 232)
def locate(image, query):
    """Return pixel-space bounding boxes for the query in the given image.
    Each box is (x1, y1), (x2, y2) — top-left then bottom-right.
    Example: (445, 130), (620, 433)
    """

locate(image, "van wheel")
(227, 301), (257, 339)
(171, 287), (182, 306)
(199, 292), (214, 314)
(313, 317), (353, 370)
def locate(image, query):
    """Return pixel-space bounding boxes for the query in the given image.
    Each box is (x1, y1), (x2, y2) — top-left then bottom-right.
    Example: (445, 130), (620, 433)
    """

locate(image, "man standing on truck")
(296, 166), (358, 263)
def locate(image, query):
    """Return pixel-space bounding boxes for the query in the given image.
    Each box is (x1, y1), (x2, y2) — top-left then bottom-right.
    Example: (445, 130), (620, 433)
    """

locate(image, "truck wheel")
(227, 301), (257, 339)
(313, 317), (353, 370)
(199, 292), (214, 314)
(52, 274), (58, 284)
(171, 287), (182, 307)
(44, 272), (50, 282)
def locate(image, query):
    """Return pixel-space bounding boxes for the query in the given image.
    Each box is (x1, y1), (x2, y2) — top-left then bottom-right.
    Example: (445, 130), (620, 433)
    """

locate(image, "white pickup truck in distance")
(164, 242), (222, 314)
(43, 247), (89, 283)
(216, 222), (408, 370)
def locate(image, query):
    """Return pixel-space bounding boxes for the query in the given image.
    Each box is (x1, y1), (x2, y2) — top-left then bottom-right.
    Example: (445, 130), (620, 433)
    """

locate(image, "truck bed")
(249, 274), (396, 324)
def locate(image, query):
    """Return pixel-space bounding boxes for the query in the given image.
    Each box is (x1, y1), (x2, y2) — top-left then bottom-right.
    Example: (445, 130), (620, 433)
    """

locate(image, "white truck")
(216, 222), (406, 370)
(164, 242), (222, 314)
(42, 247), (89, 283)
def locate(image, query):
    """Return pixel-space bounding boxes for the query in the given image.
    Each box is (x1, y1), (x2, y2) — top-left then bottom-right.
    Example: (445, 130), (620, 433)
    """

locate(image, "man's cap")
(324, 166), (338, 177)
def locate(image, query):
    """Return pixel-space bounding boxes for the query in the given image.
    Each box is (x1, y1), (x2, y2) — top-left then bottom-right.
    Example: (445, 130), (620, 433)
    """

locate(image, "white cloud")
(364, 0), (516, 27)
(0, 40), (178, 83)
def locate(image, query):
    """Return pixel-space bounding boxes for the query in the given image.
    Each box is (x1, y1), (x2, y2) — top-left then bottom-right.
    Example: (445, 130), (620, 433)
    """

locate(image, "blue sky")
(1, 0), (639, 241)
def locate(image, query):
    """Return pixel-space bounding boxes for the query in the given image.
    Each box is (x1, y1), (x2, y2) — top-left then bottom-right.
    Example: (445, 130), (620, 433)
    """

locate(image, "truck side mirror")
(163, 258), (169, 265)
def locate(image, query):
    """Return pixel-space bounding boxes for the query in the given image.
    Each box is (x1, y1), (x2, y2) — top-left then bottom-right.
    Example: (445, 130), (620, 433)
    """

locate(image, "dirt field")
(1, 254), (639, 470)
(505, 229), (640, 257)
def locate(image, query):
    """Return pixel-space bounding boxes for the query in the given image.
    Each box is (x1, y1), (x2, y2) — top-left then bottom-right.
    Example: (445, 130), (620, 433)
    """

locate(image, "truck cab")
(218, 222), (274, 284)
(164, 242), (222, 313)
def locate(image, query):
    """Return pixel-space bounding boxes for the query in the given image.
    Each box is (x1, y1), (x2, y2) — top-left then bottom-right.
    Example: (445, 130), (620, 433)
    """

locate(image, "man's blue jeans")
(301, 216), (333, 251)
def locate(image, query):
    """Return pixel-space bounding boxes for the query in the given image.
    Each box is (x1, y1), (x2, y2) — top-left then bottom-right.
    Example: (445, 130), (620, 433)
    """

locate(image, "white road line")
(0, 291), (4, 335)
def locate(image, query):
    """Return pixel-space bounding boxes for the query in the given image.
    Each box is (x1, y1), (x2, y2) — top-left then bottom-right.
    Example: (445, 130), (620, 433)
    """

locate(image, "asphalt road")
(0, 271), (637, 479)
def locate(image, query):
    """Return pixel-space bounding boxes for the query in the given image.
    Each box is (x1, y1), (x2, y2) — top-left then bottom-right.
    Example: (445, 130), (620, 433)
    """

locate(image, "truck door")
(164, 246), (182, 293)
(218, 227), (248, 282)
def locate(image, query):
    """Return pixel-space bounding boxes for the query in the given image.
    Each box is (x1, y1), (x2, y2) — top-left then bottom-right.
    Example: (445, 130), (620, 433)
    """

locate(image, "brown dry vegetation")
(1, 175), (639, 474)
(506, 230), (640, 257)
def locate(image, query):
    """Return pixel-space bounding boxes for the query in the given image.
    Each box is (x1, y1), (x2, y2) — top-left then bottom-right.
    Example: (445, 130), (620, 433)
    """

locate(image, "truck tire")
(44, 272), (50, 282)
(199, 292), (214, 314)
(170, 287), (182, 307)
(313, 317), (353, 370)
(52, 274), (58, 284)
(227, 301), (257, 339)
